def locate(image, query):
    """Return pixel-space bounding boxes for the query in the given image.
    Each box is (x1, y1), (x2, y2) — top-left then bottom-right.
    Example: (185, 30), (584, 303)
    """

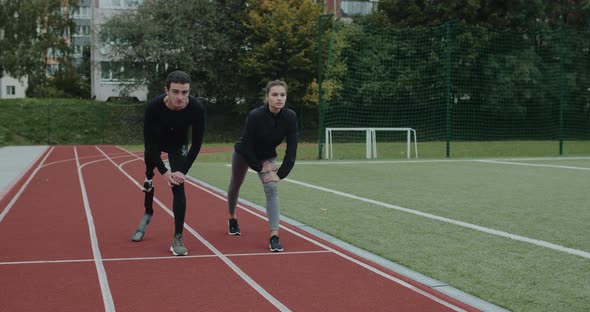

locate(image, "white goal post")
(325, 127), (418, 159)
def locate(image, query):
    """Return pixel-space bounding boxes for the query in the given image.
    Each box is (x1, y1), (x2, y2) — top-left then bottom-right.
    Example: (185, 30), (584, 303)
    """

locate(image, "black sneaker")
(269, 235), (283, 252)
(228, 218), (240, 235)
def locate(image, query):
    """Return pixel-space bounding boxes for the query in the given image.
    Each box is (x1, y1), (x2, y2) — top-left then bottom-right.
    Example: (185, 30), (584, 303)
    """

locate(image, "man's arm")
(143, 100), (168, 179)
(180, 98), (206, 174)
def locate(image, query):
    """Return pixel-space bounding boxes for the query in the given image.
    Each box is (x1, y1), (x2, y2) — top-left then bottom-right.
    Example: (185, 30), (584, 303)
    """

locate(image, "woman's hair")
(264, 80), (288, 96)
(166, 70), (191, 89)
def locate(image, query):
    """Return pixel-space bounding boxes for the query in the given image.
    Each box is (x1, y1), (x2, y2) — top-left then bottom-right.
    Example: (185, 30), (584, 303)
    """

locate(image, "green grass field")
(126, 143), (590, 312)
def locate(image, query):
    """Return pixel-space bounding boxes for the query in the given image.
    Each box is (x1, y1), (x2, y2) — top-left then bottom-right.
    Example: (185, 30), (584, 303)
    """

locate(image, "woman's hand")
(262, 171), (280, 183)
(261, 160), (277, 173)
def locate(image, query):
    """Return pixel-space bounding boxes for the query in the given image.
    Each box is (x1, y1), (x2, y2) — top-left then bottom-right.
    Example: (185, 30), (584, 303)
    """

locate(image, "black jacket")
(143, 94), (206, 175)
(235, 104), (298, 179)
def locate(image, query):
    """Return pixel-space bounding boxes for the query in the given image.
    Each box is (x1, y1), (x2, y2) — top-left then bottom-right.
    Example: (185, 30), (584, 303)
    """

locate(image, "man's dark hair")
(166, 70), (191, 89)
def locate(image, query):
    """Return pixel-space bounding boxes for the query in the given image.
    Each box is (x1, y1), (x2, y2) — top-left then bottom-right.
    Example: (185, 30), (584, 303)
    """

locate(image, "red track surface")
(0, 145), (480, 312)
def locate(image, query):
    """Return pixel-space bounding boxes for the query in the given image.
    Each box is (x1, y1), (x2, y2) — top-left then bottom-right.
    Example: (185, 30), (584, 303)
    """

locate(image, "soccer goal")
(325, 127), (418, 159)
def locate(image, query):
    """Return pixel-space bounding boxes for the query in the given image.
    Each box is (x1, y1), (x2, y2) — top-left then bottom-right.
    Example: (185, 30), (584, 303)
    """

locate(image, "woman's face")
(266, 85), (287, 114)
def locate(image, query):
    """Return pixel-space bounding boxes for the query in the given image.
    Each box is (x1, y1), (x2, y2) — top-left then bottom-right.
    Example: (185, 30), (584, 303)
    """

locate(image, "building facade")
(46, 0), (92, 76)
(70, 0), (92, 71)
(90, 0), (147, 101)
(0, 75), (28, 99)
(324, 0), (379, 17)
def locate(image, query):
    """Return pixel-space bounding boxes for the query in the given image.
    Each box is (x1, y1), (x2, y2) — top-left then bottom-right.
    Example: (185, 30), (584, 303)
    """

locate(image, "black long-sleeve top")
(143, 94), (206, 176)
(234, 104), (298, 179)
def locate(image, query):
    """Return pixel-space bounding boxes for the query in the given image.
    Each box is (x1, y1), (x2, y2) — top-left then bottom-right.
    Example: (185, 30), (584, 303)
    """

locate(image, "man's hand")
(162, 171), (180, 187)
(172, 171), (186, 184)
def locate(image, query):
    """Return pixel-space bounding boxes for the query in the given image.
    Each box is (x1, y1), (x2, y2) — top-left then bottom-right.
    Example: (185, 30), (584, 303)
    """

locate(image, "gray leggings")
(227, 151), (280, 231)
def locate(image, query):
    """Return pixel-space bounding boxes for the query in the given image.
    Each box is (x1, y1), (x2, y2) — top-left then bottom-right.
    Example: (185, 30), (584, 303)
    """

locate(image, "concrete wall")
(0, 75), (28, 99)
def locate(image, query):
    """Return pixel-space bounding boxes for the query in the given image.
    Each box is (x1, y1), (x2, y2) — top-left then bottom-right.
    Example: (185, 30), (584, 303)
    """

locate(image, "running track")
(0, 145), (480, 312)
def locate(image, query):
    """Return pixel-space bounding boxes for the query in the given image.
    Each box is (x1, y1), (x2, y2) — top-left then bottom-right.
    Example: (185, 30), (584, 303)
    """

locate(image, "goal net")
(325, 127), (417, 159)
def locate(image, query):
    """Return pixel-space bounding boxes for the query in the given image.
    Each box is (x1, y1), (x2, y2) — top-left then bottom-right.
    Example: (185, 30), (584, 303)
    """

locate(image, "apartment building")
(324, 0), (379, 17)
(70, 0), (92, 71)
(45, 0), (92, 76)
(91, 0), (147, 101)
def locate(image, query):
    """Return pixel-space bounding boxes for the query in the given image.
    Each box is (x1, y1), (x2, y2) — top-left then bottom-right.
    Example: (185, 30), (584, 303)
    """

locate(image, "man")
(132, 70), (206, 256)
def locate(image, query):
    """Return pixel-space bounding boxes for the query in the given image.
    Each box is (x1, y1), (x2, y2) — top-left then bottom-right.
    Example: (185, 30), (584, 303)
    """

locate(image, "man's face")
(165, 82), (190, 110)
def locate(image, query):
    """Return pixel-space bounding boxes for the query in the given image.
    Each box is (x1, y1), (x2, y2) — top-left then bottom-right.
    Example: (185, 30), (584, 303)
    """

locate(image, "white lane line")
(75, 146), (115, 312)
(0, 250), (331, 266)
(114, 148), (469, 312)
(98, 146), (292, 312)
(295, 156), (590, 165)
(103, 250), (330, 262)
(42, 153), (134, 168)
(222, 162), (589, 259)
(280, 177), (590, 260)
(0, 147), (53, 223)
(476, 159), (590, 170)
(181, 177), (469, 312)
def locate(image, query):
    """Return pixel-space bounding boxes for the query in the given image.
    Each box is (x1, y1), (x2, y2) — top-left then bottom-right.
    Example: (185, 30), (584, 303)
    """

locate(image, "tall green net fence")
(318, 21), (590, 159)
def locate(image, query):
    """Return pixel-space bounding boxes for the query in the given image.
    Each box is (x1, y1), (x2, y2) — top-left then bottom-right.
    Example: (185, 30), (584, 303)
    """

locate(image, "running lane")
(0, 146), (105, 311)
(102, 146), (479, 312)
(1, 145), (481, 311)
(82, 145), (279, 311)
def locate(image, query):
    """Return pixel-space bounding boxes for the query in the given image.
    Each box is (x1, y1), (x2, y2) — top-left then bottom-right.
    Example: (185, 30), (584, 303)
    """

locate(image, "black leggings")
(145, 147), (188, 235)
(168, 147), (187, 236)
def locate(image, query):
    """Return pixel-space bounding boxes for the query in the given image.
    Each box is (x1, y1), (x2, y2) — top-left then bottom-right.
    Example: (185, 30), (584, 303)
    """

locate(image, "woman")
(226, 80), (298, 252)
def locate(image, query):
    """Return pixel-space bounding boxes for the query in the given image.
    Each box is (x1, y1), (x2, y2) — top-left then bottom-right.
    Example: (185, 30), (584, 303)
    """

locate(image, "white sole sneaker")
(169, 246), (188, 256)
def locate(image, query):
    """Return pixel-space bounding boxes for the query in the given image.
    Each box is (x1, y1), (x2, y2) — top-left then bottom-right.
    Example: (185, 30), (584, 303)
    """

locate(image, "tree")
(238, 0), (324, 113)
(98, 0), (247, 103)
(368, 0), (590, 141)
(377, 0), (590, 30)
(100, 0), (328, 124)
(0, 0), (74, 79)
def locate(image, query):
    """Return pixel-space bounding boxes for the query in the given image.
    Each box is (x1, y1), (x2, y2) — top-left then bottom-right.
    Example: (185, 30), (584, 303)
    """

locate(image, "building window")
(47, 64), (61, 76)
(101, 62), (124, 81)
(47, 47), (63, 58)
(102, 0), (142, 9)
(100, 61), (146, 82)
(341, 0), (378, 16)
(73, 25), (90, 37)
(72, 44), (85, 56)
(48, 26), (66, 37)
(6, 86), (16, 95)
(124, 0), (141, 7)
(72, 6), (90, 18)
